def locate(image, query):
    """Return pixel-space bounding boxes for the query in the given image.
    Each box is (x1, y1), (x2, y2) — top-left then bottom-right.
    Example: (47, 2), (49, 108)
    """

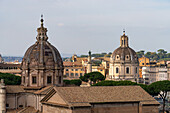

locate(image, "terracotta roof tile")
(49, 86), (159, 106)
(34, 85), (53, 95)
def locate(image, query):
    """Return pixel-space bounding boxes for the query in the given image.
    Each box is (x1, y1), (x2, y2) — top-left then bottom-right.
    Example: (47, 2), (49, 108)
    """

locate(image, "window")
(126, 67), (129, 74)
(142, 63), (144, 65)
(6, 104), (9, 108)
(71, 69), (74, 71)
(47, 76), (52, 84)
(100, 70), (103, 71)
(66, 73), (69, 76)
(136, 67), (138, 73)
(23, 76), (25, 83)
(19, 105), (23, 108)
(124, 40), (126, 45)
(59, 76), (61, 84)
(32, 76), (36, 84)
(122, 40), (123, 45)
(66, 69), (68, 71)
(75, 73), (78, 76)
(80, 73), (82, 76)
(116, 67), (119, 73)
(116, 55), (119, 59)
(75, 69), (78, 71)
(71, 73), (74, 76)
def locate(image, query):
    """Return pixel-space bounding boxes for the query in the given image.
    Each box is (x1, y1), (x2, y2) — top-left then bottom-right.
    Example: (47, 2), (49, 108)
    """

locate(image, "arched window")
(116, 67), (119, 73)
(124, 40), (126, 45)
(126, 67), (129, 74)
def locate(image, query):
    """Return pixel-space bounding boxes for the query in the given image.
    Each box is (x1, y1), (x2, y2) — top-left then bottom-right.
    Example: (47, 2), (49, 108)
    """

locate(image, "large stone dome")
(22, 39), (63, 67)
(21, 16), (63, 87)
(110, 32), (138, 63)
(109, 31), (139, 82)
(111, 47), (138, 62)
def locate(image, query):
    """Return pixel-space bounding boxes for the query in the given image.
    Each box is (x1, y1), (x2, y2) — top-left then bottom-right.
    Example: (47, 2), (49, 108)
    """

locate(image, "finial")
(41, 14), (44, 27)
(123, 29), (125, 35)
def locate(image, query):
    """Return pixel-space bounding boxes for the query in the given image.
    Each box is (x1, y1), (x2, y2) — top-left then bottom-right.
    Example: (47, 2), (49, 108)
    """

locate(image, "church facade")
(109, 31), (139, 82)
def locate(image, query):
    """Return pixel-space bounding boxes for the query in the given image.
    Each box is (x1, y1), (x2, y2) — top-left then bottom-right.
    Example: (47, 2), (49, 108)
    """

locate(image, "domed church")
(109, 31), (139, 82)
(21, 16), (64, 87)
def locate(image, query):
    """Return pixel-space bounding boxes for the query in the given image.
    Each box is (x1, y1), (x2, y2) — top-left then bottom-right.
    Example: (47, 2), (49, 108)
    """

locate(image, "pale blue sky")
(0, 0), (170, 57)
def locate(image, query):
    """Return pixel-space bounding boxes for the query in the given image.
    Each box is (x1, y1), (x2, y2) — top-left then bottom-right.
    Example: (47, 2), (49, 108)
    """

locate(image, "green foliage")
(93, 80), (149, 93)
(80, 72), (105, 83)
(80, 52), (112, 58)
(93, 80), (137, 86)
(148, 80), (170, 96)
(137, 49), (170, 61)
(148, 80), (170, 113)
(63, 79), (82, 86)
(80, 55), (88, 57)
(137, 50), (145, 58)
(0, 72), (21, 85)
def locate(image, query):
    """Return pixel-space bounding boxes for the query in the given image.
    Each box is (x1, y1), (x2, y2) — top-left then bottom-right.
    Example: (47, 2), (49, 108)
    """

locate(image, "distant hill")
(2, 53), (73, 63)
(2, 56), (23, 62)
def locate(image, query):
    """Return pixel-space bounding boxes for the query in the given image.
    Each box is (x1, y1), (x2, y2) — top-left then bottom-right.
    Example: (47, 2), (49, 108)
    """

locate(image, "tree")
(80, 72), (105, 84)
(93, 80), (137, 86)
(157, 49), (167, 59)
(137, 50), (145, 58)
(93, 80), (149, 92)
(63, 79), (82, 86)
(0, 72), (21, 85)
(148, 80), (170, 113)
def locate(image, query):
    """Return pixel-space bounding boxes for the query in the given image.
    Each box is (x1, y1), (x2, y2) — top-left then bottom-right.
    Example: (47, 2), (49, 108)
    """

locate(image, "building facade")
(142, 66), (167, 85)
(109, 31), (139, 82)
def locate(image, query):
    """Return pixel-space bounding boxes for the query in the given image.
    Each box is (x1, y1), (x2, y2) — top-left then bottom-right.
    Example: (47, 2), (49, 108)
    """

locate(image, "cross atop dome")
(41, 14), (44, 27)
(123, 29), (125, 35)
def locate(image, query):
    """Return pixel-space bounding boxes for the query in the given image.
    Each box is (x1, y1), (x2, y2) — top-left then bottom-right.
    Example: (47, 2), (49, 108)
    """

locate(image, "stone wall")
(43, 104), (72, 113)
(91, 103), (139, 113)
(139, 105), (159, 113)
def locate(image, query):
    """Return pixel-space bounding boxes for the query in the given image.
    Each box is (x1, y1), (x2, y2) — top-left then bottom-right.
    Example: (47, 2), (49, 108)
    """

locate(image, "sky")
(0, 0), (170, 57)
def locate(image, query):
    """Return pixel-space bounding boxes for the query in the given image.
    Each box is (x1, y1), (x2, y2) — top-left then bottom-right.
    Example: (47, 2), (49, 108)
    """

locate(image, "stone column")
(0, 79), (6, 113)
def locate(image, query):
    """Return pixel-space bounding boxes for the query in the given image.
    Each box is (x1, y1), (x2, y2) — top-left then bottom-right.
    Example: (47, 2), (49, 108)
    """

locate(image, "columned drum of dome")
(109, 31), (139, 82)
(21, 16), (64, 87)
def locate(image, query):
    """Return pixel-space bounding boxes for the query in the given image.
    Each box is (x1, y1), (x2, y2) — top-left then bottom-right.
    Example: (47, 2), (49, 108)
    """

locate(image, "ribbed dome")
(110, 31), (138, 63)
(21, 16), (63, 69)
(111, 47), (137, 62)
(22, 41), (63, 67)
(21, 16), (64, 87)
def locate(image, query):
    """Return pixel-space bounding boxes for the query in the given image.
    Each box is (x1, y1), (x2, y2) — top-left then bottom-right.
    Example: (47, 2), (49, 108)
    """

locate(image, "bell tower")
(120, 30), (129, 48)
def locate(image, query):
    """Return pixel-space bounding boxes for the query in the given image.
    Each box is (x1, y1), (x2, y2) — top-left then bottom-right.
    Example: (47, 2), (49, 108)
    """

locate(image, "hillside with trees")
(137, 49), (170, 61)
(79, 49), (170, 61)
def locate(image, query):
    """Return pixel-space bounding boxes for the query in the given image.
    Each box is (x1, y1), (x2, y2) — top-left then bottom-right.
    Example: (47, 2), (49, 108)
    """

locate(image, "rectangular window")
(66, 73), (69, 76)
(66, 69), (68, 71)
(80, 73), (82, 76)
(75, 69), (78, 71)
(32, 76), (36, 84)
(23, 76), (25, 83)
(47, 76), (52, 84)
